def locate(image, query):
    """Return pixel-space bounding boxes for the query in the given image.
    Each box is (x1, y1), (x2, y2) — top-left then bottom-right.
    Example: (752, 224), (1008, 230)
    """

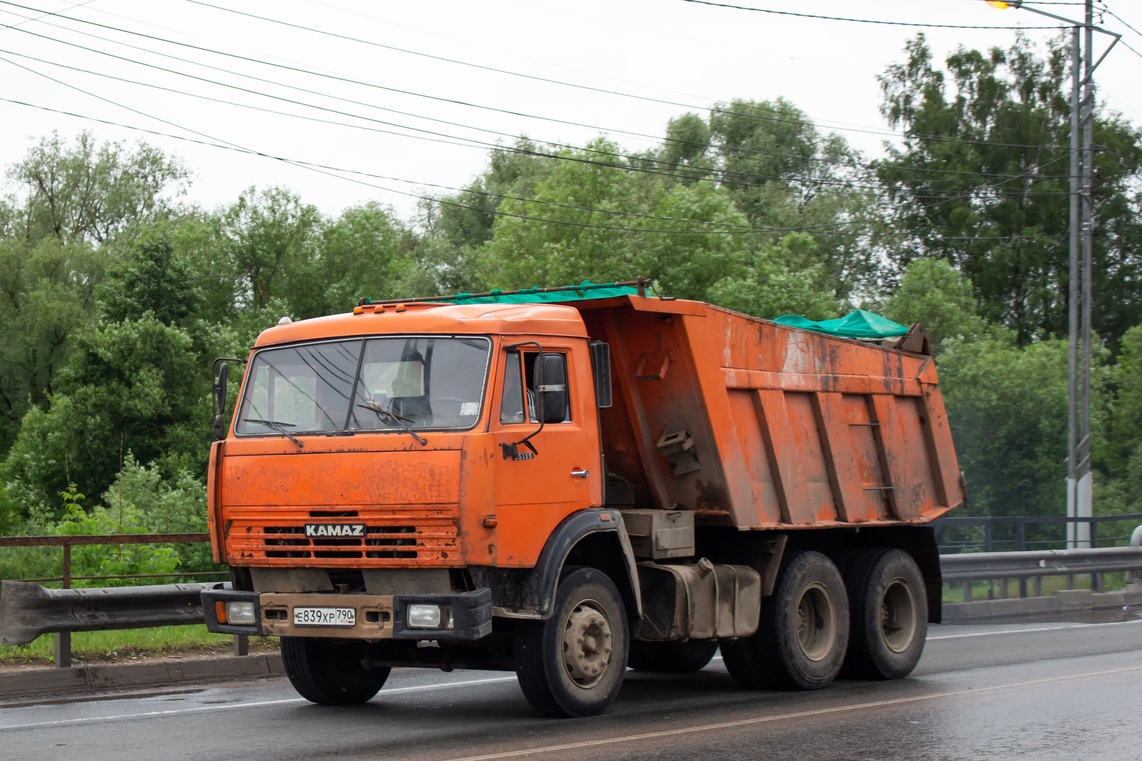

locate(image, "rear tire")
(628, 640), (719, 673)
(515, 567), (629, 717)
(721, 550), (849, 691)
(842, 548), (927, 680)
(281, 637), (390, 705)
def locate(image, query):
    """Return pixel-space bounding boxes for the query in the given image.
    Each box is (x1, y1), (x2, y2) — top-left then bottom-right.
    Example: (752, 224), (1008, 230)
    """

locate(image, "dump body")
(576, 295), (963, 528)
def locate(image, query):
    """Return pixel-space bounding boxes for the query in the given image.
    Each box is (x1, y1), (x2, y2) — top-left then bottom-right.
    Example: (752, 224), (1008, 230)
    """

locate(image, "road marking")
(0, 675), (517, 731)
(928, 618), (1142, 640)
(442, 665), (1142, 761)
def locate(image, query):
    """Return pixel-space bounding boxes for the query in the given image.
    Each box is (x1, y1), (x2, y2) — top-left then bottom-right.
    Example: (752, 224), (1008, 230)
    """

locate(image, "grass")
(0, 625), (279, 667)
(941, 572), (1134, 603)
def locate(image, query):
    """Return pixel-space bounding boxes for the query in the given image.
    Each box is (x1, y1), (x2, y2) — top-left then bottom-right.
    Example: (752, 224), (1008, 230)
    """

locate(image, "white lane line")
(0, 675), (517, 731)
(928, 618), (1142, 640)
(443, 665), (1142, 761)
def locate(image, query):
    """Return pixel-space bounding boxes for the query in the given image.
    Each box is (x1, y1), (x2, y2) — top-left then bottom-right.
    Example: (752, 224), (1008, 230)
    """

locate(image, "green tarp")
(439, 281), (647, 305)
(413, 282), (905, 340)
(772, 310), (909, 339)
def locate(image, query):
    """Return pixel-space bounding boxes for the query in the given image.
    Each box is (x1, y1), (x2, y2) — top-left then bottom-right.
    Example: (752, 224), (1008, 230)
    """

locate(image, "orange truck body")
(203, 288), (962, 714)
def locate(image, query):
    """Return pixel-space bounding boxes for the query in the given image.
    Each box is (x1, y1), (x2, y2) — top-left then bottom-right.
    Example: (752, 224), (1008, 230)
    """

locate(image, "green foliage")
(1102, 325), (1142, 514)
(883, 258), (988, 354)
(475, 138), (748, 299)
(2, 315), (202, 513)
(7, 131), (189, 245)
(99, 233), (197, 326)
(219, 186), (321, 314)
(878, 34), (1142, 346)
(938, 333), (1109, 519)
(99, 455), (214, 572)
(708, 233), (844, 320)
(0, 236), (109, 457)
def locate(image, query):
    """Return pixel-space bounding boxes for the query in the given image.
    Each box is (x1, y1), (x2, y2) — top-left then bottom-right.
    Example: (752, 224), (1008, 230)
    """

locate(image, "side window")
(500, 352), (526, 424)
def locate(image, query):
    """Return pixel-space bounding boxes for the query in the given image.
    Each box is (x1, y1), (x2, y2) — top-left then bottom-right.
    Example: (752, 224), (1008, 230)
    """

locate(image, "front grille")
(225, 506), (460, 566)
(263, 525), (419, 559)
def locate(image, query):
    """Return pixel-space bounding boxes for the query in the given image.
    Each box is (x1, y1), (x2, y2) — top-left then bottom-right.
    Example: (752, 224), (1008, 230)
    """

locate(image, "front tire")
(722, 551), (849, 690)
(515, 567), (629, 717)
(842, 548), (927, 680)
(281, 637), (390, 705)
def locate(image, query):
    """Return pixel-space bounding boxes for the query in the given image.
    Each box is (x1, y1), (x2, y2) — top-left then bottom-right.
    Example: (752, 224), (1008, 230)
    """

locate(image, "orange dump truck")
(202, 280), (963, 717)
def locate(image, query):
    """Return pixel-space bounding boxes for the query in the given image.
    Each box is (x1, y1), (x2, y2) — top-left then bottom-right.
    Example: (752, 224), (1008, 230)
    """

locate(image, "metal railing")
(933, 513), (1142, 553)
(0, 533), (229, 667)
(3, 529), (1140, 674)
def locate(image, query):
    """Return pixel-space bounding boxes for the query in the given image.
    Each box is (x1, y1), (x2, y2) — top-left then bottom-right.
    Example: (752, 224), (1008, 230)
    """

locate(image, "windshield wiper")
(242, 418), (304, 449)
(356, 401), (428, 446)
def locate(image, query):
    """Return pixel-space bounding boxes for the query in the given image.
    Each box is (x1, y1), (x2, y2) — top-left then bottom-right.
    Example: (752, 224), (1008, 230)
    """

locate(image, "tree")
(1, 314), (203, 513)
(708, 233), (844, 321)
(706, 99), (885, 303)
(219, 186), (320, 314)
(0, 236), (108, 456)
(937, 333), (1109, 522)
(877, 34), (1142, 346)
(99, 233), (197, 326)
(1102, 324), (1142, 514)
(882, 258), (987, 354)
(7, 131), (189, 245)
(306, 203), (410, 313)
(475, 138), (749, 299)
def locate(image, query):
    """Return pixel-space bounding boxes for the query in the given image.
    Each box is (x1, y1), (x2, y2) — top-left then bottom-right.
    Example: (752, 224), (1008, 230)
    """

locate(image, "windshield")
(235, 336), (492, 436)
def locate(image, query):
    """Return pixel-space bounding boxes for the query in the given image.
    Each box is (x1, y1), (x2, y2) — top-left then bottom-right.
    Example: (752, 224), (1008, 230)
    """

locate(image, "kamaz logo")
(304, 523), (367, 538)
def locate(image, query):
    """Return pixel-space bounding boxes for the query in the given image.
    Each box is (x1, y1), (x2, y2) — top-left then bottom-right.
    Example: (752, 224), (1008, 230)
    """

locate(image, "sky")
(1, 0), (1140, 222)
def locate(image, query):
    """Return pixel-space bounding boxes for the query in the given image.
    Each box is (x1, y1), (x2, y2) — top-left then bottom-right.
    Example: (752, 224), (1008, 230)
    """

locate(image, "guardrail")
(0, 533), (227, 667)
(933, 512), (1142, 553)
(3, 532), (1140, 671)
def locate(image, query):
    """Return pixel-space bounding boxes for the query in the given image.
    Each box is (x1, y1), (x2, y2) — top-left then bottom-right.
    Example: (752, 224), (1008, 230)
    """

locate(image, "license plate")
(293, 606), (356, 627)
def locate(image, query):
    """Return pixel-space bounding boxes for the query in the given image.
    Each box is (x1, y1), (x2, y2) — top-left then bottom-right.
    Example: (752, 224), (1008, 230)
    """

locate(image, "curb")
(0, 652), (284, 699)
(942, 582), (1142, 623)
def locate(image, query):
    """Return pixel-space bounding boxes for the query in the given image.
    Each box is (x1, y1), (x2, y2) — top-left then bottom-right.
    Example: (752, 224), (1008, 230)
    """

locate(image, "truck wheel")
(843, 548), (927, 680)
(721, 551), (848, 691)
(281, 637), (390, 705)
(628, 640), (719, 673)
(515, 567), (629, 717)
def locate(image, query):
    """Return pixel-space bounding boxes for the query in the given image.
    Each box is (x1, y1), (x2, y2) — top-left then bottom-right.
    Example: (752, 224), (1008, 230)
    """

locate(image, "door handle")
(570, 469), (590, 479)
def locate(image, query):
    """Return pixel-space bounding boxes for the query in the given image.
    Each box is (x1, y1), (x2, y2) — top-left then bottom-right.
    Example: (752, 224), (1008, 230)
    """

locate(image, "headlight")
(225, 601), (257, 625)
(407, 604), (453, 629)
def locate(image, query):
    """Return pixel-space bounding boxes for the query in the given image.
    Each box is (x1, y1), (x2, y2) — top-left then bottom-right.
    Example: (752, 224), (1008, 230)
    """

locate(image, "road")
(2, 620), (1140, 761)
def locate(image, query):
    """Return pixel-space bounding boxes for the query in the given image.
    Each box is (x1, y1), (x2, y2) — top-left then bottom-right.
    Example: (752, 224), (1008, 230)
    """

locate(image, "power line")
(677, 0), (1059, 29)
(0, 94), (1068, 244)
(0, 30), (1072, 211)
(6, 18), (1054, 202)
(0, 0), (1074, 156)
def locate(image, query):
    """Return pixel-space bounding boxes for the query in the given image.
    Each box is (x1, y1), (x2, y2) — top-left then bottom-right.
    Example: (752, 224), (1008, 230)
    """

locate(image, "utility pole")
(988, 1), (1119, 548)
(1076, 0), (1095, 548)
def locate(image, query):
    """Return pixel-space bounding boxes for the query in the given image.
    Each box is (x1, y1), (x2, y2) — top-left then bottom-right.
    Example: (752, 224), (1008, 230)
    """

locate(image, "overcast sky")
(1, 0), (1139, 222)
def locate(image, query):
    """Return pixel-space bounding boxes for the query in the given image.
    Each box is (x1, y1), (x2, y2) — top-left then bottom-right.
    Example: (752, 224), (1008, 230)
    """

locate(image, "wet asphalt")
(1, 619), (1140, 761)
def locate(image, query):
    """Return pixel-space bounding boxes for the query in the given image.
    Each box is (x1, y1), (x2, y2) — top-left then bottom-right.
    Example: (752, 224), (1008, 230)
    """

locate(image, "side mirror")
(212, 357), (246, 441)
(535, 353), (568, 424)
(212, 362), (229, 441)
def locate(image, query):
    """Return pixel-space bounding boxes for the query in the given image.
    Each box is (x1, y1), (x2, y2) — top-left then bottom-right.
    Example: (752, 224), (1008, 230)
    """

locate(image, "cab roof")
(252, 302), (590, 348)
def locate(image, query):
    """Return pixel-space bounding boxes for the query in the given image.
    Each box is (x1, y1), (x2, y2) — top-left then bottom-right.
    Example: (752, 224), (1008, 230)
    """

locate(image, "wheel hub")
(879, 577), (918, 653)
(562, 600), (613, 687)
(795, 581), (837, 662)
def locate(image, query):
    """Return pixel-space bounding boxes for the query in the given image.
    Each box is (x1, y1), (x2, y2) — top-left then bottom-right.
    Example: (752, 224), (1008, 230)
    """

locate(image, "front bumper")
(201, 586), (492, 640)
